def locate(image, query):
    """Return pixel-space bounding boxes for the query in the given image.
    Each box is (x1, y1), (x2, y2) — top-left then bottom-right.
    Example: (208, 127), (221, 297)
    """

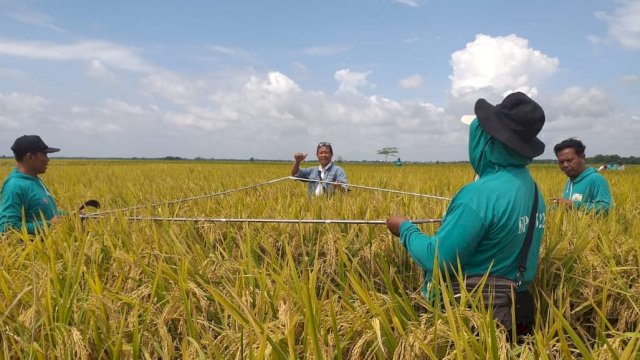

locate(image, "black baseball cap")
(11, 135), (60, 155)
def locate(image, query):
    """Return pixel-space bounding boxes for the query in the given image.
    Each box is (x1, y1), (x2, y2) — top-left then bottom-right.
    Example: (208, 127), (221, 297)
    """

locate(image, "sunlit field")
(1, 159), (638, 359)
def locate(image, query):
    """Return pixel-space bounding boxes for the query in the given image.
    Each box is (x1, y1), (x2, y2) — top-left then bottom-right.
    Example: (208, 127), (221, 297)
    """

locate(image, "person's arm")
(550, 180), (573, 208)
(291, 152), (307, 177)
(387, 201), (486, 273)
(550, 198), (573, 208)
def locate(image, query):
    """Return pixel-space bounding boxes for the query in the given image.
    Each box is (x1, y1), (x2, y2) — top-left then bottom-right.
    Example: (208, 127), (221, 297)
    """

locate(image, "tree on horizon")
(377, 147), (399, 162)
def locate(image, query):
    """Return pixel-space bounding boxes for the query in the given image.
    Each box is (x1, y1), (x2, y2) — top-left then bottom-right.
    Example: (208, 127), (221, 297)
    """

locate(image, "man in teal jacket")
(387, 92), (546, 334)
(0, 135), (62, 234)
(552, 138), (612, 215)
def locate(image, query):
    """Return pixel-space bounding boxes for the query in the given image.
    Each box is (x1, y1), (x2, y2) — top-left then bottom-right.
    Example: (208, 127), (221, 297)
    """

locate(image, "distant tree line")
(1, 153), (638, 164)
(589, 154), (640, 164)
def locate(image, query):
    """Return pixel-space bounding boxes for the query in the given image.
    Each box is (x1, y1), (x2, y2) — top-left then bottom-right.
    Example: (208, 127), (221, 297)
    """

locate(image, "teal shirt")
(0, 168), (60, 234)
(562, 167), (612, 215)
(398, 119), (545, 294)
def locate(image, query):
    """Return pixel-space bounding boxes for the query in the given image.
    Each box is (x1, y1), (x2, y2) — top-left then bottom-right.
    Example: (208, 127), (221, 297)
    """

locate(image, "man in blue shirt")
(0, 135), (62, 234)
(291, 142), (348, 196)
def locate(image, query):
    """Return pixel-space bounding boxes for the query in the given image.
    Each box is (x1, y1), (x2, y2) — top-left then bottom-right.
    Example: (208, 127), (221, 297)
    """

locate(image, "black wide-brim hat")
(475, 92), (545, 158)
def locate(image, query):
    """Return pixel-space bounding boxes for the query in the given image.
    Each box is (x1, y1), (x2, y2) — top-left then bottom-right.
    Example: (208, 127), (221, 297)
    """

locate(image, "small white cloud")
(334, 69), (372, 94)
(597, 0), (640, 49)
(246, 71), (301, 94)
(0, 92), (52, 130)
(9, 8), (65, 33)
(392, 0), (425, 8)
(70, 106), (89, 114)
(303, 45), (350, 56)
(0, 38), (156, 73)
(141, 71), (201, 105)
(209, 45), (236, 55)
(0, 66), (25, 79)
(291, 62), (308, 77)
(449, 34), (559, 98)
(87, 59), (114, 78)
(398, 74), (424, 90)
(102, 99), (148, 116)
(207, 44), (255, 62)
(0, 92), (49, 112)
(404, 37), (420, 43)
(164, 107), (233, 131)
(0, 114), (21, 129)
(586, 34), (606, 46)
(621, 74), (640, 84)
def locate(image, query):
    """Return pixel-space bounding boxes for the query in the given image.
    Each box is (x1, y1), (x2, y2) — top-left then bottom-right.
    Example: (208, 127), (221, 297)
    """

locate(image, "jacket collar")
(571, 166), (596, 183)
(319, 162), (334, 172)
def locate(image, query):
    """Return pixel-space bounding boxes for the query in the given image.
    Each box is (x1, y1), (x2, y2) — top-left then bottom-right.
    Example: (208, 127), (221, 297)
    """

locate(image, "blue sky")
(0, 0), (638, 161)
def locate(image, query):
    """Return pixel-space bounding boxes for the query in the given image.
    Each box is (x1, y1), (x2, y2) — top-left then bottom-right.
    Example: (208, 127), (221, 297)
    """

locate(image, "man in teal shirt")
(552, 138), (612, 215)
(0, 135), (62, 234)
(386, 92), (546, 335)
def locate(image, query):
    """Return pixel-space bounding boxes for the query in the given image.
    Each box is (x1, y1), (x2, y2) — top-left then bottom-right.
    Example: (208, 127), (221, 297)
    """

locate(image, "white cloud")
(141, 71), (202, 105)
(247, 71), (301, 94)
(0, 66), (25, 79)
(70, 106), (89, 114)
(586, 34), (606, 46)
(449, 34), (559, 98)
(0, 59), (634, 160)
(209, 45), (236, 55)
(0, 92), (49, 112)
(621, 74), (640, 85)
(0, 38), (156, 73)
(164, 106), (234, 131)
(87, 59), (115, 79)
(207, 44), (255, 62)
(398, 74), (424, 90)
(392, 0), (425, 8)
(60, 99), (156, 135)
(101, 99), (149, 116)
(548, 86), (613, 120)
(0, 92), (52, 131)
(597, 0), (640, 49)
(291, 62), (309, 78)
(538, 87), (640, 156)
(334, 69), (372, 94)
(303, 45), (350, 56)
(9, 7), (65, 33)
(104, 70), (457, 159)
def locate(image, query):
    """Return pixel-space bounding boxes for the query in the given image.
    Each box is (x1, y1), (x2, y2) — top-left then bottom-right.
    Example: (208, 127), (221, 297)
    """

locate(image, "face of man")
(316, 146), (333, 168)
(556, 147), (586, 179)
(22, 152), (50, 176)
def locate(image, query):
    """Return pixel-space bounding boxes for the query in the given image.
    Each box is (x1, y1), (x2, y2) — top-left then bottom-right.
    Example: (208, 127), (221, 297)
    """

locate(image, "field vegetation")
(0, 159), (638, 359)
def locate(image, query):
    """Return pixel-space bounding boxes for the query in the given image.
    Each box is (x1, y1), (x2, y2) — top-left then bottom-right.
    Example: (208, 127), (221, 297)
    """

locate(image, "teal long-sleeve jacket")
(561, 167), (612, 215)
(0, 168), (61, 235)
(398, 119), (546, 295)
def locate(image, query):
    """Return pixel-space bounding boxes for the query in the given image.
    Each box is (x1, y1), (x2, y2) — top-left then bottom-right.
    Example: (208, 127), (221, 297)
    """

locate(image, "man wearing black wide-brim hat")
(0, 135), (63, 234)
(386, 92), (546, 337)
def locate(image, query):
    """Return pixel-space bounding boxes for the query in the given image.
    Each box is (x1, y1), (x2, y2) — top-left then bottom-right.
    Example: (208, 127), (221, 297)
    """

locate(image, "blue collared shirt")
(295, 162), (348, 196)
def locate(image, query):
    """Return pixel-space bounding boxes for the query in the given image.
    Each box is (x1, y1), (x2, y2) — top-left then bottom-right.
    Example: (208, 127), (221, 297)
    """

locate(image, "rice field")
(0, 159), (638, 359)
